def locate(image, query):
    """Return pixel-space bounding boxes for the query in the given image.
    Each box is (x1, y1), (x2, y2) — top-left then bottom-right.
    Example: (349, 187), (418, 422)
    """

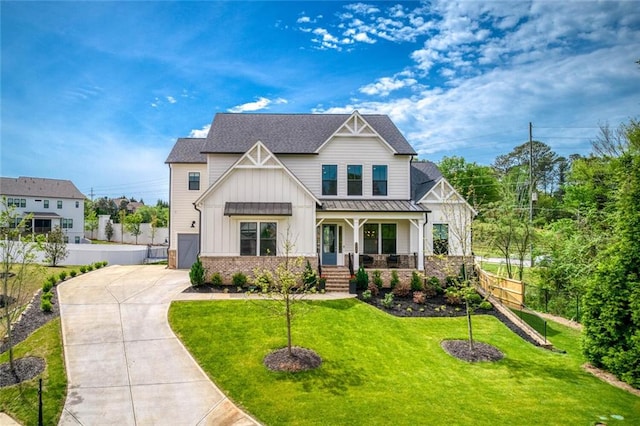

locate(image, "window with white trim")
(433, 224), (449, 255)
(189, 172), (200, 190)
(240, 222), (277, 256)
(372, 165), (388, 196)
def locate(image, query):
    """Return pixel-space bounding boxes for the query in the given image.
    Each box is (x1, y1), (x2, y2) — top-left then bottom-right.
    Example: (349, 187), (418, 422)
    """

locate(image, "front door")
(322, 224), (337, 265)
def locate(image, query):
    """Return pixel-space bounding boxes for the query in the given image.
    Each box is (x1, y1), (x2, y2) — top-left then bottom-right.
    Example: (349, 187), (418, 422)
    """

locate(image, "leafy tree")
(124, 213), (143, 244)
(118, 209), (126, 243)
(1, 198), (43, 375)
(43, 226), (69, 266)
(85, 208), (99, 239)
(94, 197), (118, 219)
(582, 118), (640, 387)
(438, 156), (501, 209)
(493, 140), (561, 194)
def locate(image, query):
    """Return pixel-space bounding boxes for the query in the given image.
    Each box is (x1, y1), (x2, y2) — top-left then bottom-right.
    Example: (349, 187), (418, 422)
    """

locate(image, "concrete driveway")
(57, 265), (259, 425)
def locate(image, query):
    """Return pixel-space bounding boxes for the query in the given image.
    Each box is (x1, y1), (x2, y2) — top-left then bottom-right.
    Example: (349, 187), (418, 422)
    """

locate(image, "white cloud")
(359, 75), (417, 97)
(167, 96), (176, 104)
(189, 124), (210, 138)
(228, 96), (288, 113)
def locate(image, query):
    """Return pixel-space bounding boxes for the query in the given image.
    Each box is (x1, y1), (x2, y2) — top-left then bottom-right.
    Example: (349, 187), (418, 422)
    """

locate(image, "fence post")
(38, 378), (43, 426)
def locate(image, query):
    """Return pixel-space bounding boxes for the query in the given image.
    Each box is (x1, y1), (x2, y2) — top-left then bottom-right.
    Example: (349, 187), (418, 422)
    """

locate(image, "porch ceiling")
(318, 199), (429, 213)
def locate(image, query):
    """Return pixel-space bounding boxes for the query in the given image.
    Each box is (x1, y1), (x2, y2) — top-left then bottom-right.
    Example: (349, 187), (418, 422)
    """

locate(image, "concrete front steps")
(321, 266), (352, 292)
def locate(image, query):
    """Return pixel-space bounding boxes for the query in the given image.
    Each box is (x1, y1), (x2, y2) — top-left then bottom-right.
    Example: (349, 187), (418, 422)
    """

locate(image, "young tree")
(1, 198), (43, 375)
(105, 221), (114, 242)
(43, 226), (69, 267)
(118, 209), (126, 243)
(124, 213), (143, 244)
(85, 208), (99, 239)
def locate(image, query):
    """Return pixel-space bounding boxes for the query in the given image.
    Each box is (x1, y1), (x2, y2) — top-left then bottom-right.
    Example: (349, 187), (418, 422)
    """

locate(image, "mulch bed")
(441, 340), (504, 362)
(1, 287), (60, 388)
(263, 347), (322, 372)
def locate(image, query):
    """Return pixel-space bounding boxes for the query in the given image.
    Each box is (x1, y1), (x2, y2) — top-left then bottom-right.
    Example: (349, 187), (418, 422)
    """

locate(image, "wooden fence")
(475, 264), (524, 309)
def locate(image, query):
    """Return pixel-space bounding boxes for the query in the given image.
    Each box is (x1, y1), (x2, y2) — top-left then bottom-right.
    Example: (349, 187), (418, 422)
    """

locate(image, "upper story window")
(347, 165), (362, 196)
(57, 200), (63, 209)
(189, 172), (200, 190)
(372, 165), (388, 196)
(7, 198), (26, 208)
(44, 200), (49, 209)
(76, 201), (80, 208)
(322, 165), (337, 196)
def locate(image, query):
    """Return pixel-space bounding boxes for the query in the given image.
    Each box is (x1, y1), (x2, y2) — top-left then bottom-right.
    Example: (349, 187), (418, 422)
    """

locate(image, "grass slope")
(169, 299), (640, 425)
(0, 318), (67, 425)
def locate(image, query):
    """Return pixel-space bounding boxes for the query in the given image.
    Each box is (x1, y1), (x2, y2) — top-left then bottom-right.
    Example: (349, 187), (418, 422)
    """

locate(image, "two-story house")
(166, 111), (474, 279)
(0, 176), (86, 243)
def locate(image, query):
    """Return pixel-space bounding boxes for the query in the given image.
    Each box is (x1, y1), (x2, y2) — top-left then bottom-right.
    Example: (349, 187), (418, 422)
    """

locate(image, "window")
(57, 200), (63, 209)
(62, 218), (73, 229)
(372, 165), (388, 196)
(364, 223), (397, 254)
(433, 224), (449, 255)
(6, 198), (25, 208)
(381, 224), (397, 254)
(76, 201), (80, 208)
(363, 224), (378, 254)
(75, 236), (80, 244)
(347, 165), (362, 196)
(19, 199), (26, 208)
(322, 165), (337, 196)
(44, 200), (49, 209)
(189, 172), (200, 190)
(240, 222), (277, 256)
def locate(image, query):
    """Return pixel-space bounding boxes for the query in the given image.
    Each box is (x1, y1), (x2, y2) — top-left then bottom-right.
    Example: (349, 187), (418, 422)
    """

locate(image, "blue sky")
(2, 1), (639, 203)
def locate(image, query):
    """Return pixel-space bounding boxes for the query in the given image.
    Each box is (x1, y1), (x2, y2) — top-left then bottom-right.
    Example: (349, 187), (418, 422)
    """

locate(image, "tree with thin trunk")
(42, 225), (69, 267)
(1, 198), (43, 376)
(124, 212), (143, 244)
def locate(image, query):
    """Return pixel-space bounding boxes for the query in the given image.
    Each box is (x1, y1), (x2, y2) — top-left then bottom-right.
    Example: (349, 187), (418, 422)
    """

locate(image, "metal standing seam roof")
(165, 138), (207, 164)
(0, 177), (85, 199)
(201, 113), (417, 156)
(224, 202), (293, 216)
(23, 212), (62, 218)
(319, 199), (429, 213)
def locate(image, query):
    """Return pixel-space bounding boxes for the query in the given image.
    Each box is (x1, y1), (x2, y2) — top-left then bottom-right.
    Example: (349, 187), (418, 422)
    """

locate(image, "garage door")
(177, 234), (199, 269)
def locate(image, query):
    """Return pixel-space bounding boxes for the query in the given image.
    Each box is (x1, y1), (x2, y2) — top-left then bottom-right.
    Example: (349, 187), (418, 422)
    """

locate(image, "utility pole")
(529, 122), (534, 267)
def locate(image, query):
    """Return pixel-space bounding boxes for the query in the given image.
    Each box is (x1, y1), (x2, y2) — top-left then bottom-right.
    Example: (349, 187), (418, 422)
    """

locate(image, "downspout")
(166, 166), (172, 268)
(193, 202), (202, 258)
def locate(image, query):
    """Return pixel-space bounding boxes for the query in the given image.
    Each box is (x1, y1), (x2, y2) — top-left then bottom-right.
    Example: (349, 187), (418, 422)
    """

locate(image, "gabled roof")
(0, 176), (85, 199)
(165, 138), (207, 164)
(411, 161), (443, 202)
(201, 113), (417, 155)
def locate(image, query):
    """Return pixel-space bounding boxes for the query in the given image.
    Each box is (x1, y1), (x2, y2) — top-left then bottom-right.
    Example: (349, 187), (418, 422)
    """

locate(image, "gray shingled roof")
(165, 138), (207, 164)
(411, 161), (443, 202)
(319, 199), (428, 213)
(0, 177), (85, 199)
(202, 113), (417, 155)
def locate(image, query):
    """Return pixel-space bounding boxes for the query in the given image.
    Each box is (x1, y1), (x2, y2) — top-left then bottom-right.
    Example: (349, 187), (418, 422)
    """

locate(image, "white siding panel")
(169, 163), (207, 247)
(207, 154), (240, 186)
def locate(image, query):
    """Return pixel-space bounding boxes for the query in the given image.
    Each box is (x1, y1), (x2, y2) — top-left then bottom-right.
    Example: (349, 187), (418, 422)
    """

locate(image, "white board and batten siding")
(169, 163), (206, 246)
(281, 136), (412, 199)
(200, 167), (317, 257)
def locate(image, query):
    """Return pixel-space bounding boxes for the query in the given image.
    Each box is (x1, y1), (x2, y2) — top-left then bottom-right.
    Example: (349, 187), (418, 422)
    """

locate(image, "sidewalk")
(57, 265), (261, 425)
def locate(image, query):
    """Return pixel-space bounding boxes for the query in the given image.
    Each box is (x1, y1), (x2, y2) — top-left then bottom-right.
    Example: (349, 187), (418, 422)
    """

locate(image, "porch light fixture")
(191, 221), (196, 228)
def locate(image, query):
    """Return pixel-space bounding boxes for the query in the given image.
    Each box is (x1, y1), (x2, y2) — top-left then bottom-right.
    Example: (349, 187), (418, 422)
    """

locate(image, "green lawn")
(169, 299), (640, 425)
(0, 318), (67, 425)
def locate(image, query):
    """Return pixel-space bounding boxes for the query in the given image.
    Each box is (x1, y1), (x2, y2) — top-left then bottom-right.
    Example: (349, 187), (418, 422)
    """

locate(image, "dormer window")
(372, 165), (387, 196)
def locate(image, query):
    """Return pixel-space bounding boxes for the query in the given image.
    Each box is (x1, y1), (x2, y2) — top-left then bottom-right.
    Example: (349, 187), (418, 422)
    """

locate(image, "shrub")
(426, 276), (443, 295)
(392, 281), (411, 298)
(252, 269), (274, 291)
(47, 275), (57, 286)
(367, 282), (379, 297)
(41, 291), (53, 302)
(413, 291), (426, 304)
(41, 297), (52, 312)
(372, 270), (383, 290)
(43, 280), (53, 293)
(410, 271), (423, 291)
(69, 270), (77, 278)
(79, 266), (87, 273)
(59, 271), (68, 281)
(355, 267), (369, 291)
(445, 276), (459, 288)
(465, 292), (482, 307)
(210, 272), (223, 287)
(232, 272), (248, 287)
(390, 270), (400, 289)
(86, 264), (94, 272)
(361, 289), (372, 301)
(189, 258), (206, 287)
(94, 262), (102, 269)
(101, 261), (109, 267)
(381, 292), (395, 309)
(302, 260), (318, 288)
(479, 301), (493, 310)
(445, 287), (463, 305)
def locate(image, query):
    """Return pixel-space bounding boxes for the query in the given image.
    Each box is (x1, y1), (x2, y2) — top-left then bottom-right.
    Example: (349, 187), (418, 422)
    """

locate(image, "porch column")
(353, 217), (359, 270)
(417, 218), (425, 271)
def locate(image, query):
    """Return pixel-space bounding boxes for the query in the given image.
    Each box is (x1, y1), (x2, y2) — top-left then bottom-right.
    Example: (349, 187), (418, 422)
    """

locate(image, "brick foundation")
(201, 256), (317, 284)
(168, 249), (177, 269)
(423, 256), (474, 280)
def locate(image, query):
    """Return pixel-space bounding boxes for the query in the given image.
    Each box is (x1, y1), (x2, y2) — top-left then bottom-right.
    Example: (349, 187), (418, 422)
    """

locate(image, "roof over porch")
(318, 199), (429, 213)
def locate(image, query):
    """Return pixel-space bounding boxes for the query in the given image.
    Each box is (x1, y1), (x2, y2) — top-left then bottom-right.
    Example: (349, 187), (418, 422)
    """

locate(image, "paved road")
(57, 265), (259, 425)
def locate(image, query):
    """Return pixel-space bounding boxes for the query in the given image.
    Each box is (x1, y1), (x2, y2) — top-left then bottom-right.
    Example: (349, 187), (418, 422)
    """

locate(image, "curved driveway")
(57, 265), (259, 425)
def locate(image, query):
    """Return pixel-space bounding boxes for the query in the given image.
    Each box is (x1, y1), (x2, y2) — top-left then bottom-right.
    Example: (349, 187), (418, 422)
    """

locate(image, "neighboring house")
(0, 176), (86, 243)
(165, 111), (474, 278)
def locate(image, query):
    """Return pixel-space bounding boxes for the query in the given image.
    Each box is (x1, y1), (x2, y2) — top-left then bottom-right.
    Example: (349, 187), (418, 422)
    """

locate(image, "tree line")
(436, 118), (640, 388)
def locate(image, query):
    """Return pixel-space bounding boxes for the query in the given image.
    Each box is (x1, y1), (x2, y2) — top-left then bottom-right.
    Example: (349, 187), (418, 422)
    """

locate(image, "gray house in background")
(0, 176), (86, 243)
